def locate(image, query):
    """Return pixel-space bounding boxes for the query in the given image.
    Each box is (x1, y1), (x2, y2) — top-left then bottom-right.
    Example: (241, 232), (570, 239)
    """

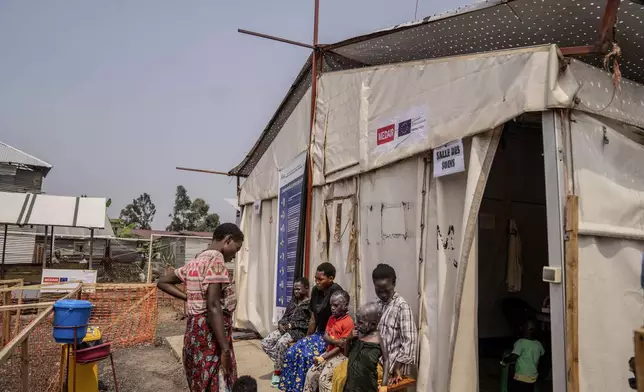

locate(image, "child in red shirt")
(304, 290), (354, 392)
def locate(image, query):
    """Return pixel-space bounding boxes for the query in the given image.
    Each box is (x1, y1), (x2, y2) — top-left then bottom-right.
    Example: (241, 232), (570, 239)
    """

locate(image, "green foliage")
(120, 193), (156, 230)
(137, 239), (176, 268)
(110, 218), (137, 238)
(167, 186), (220, 232)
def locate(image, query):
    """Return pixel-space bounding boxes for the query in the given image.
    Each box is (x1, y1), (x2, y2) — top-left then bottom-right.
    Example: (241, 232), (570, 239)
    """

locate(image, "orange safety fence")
(157, 283), (186, 317)
(0, 283), (159, 392)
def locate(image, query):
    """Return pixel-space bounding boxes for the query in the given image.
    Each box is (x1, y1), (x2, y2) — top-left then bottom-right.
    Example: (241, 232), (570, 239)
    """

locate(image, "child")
(232, 375), (257, 392)
(303, 290), (354, 392)
(341, 302), (389, 392)
(261, 277), (311, 387)
(280, 263), (343, 392)
(501, 320), (545, 392)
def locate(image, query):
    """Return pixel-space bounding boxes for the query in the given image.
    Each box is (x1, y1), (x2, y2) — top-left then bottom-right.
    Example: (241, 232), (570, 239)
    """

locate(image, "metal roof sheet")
(0, 142), (52, 175)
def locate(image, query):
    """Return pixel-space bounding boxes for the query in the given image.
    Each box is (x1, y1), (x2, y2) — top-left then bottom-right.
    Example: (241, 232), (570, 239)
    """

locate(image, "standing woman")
(157, 223), (244, 392)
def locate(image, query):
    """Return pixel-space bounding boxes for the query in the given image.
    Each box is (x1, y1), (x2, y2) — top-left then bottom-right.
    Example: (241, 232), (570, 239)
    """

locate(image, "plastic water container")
(53, 299), (93, 344)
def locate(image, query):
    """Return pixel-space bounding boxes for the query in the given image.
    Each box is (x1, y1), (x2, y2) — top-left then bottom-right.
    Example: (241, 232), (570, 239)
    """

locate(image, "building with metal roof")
(0, 141), (52, 176)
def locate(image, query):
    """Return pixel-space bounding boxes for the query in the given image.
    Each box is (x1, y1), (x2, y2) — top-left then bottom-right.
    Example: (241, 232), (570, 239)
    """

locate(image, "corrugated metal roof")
(229, 0), (644, 178)
(0, 142), (52, 176)
(129, 229), (212, 240)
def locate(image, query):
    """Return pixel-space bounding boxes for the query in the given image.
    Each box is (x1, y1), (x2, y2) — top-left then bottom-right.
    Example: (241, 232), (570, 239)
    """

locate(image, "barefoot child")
(501, 320), (544, 392)
(304, 290), (354, 392)
(343, 302), (390, 392)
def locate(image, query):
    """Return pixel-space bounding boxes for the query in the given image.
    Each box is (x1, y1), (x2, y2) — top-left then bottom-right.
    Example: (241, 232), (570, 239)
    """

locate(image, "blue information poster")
(273, 151), (307, 324)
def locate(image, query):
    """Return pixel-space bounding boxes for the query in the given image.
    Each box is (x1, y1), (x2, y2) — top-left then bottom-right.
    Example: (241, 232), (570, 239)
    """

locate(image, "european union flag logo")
(398, 119), (412, 137)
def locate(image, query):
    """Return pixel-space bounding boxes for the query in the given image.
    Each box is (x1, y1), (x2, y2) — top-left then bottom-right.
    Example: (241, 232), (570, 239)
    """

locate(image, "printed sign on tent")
(433, 139), (465, 178)
(371, 105), (428, 154)
(253, 200), (261, 215)
(272, 151), (307, 324)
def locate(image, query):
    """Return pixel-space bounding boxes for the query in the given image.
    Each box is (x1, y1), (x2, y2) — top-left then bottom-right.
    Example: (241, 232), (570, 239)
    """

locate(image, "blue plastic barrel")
(53, 299), (93, 344)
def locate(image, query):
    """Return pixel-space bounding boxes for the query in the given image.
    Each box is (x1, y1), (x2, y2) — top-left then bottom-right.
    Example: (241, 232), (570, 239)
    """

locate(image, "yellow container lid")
(82, 326), (102, 343)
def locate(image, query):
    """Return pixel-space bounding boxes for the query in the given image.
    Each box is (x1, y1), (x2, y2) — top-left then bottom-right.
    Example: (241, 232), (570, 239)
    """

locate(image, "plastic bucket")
(53, 299), (93, 344)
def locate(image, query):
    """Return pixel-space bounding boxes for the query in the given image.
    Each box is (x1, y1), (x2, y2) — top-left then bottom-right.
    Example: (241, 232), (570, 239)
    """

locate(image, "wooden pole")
(175, 167), (232, 176)
(303, 0), (320, 279)
(49, 226), (55, 266)
(89, 228), (94, 270)
(146, 234), (154, 283)
(1, 225), (7, 280)
(13, 280), (23, 339)
(565, 195), (580, 392)
(2, 285), (10, 347)
(43, 226), (48, 266)
(635, 328), (644, 392)
(20, 336), (28, 392)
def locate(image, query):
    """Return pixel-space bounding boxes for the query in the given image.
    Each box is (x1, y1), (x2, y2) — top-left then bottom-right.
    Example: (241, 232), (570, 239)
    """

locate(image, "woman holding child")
(279, 263), (344, 392)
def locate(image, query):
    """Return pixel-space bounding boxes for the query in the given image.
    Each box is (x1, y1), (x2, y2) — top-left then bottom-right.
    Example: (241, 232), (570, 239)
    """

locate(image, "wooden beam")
(560, 45), (598, 56)
(565, 195), (580, 392)
(0, 285), (80, 367)
(0, 279), (25, 285)
(0, 281), (83, 293)
(176, 167), (232, 176)
(20, 336), (28, 392)
(0, 302), (56, 312)
(2, 286), (10, 347)
(596, 0), (620, 50)
(636, 328), (644, 392)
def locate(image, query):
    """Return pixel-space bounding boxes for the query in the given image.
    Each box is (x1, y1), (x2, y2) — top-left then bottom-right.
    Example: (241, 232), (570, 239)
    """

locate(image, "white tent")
(230, 2), (644, 392)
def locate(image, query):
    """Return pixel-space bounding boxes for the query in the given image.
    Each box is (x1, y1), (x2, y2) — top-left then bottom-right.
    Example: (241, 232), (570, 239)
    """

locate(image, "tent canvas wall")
(233, 40), (644, 392)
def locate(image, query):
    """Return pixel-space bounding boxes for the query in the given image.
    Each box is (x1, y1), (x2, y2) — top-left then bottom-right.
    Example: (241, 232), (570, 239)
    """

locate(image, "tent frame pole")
(542, 110), (570, 392)
(237, 0), (321, 278)
(1, 225), (7, 280)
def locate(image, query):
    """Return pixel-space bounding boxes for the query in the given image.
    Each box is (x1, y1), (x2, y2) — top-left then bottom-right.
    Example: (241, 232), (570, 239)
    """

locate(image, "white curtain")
(234, 199), (279, 336)
(418, 127), (502, 392)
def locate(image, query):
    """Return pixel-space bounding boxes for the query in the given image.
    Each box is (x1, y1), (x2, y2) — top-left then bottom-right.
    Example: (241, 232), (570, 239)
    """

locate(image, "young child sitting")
(343, 302), (390, 392)
(501, 320), (545, 392)
(232, 375), (257, 392)
(304, 290), (354, 392)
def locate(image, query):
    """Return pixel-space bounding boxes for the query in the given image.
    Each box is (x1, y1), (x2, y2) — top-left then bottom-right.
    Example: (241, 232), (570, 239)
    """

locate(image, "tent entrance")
(477, 120), (553, 392)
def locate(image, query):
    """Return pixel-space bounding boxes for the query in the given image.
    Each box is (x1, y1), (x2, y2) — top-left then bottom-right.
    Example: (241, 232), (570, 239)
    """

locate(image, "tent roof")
(229, 0), (644, 177)
(0, 142), (52, 176)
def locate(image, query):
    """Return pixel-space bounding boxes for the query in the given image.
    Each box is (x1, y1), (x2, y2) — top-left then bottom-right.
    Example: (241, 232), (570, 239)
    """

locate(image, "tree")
(167, 185), (192, 231)
(167, 186), (220, 232)
(120, 193), (156, 230)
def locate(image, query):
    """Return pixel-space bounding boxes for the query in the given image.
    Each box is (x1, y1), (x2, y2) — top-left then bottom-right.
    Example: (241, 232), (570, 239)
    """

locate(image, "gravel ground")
(97, 307), (188, 392)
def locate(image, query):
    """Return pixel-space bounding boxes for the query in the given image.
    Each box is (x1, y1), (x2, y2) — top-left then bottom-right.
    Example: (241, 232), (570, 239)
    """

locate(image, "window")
(74, 243), (84, 254)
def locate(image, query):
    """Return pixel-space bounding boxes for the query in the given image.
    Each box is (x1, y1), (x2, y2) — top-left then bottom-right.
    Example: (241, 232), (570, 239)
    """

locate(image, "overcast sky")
(0, 0), (466, 229)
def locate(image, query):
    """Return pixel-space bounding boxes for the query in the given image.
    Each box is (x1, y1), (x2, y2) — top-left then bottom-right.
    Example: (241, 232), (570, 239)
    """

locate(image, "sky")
(0, 0), (467, 230)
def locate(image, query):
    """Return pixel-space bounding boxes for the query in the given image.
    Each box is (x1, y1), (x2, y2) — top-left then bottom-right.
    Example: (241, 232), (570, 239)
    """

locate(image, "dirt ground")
(98, 307), (188, 392)
(97, 307), (274, 392)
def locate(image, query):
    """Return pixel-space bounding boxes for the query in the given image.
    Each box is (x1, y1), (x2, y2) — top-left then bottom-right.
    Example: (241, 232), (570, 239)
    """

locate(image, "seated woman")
(280, 263), (343, 392)
(262, 277), (312, 387)
(343, 302), (390, 392)
(304, 290), (354, 392)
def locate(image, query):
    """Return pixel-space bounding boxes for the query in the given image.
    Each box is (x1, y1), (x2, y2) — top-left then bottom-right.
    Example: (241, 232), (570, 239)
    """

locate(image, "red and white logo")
(377, 124), (395, 145)
(43, 277), (60, 283)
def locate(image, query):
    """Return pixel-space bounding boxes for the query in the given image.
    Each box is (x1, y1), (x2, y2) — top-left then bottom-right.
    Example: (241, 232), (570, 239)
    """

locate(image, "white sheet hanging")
(506, 219), (523, 292)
